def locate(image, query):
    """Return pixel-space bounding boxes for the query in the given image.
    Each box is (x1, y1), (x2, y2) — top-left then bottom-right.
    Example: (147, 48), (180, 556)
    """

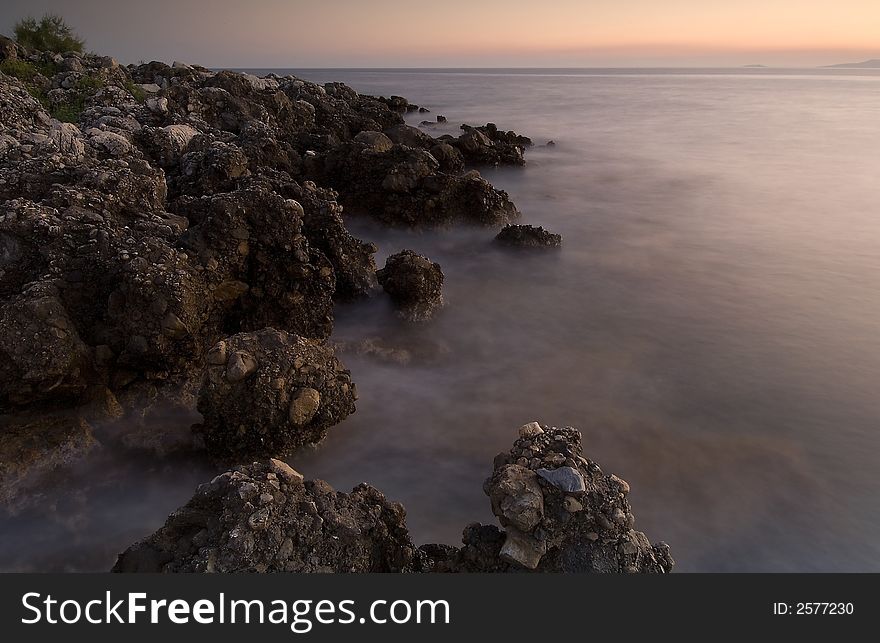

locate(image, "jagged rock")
(443, 123), (531, 167)
(384, 124), (435, 149)
(0, 282), (91, 409)
(112, 461), (416, 572)
(196, 328), (356, 461)
(426, 424), (674, 573)
(354, 130), (393, 152)
(377, 250), (444, 322)
(113, 421), (673, 574)
(177, 188), (336, 339)
(495, 224), (562, 248)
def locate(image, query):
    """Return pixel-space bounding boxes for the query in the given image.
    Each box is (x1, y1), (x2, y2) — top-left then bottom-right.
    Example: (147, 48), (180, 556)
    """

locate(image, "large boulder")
(196, 328), (356, 461)
(112, 459), (417, 572)
(377, 250), (444, 322)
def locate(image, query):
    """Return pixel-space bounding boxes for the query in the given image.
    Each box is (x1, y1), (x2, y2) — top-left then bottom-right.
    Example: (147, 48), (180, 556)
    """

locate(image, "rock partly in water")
(112, 460), (417, 572)
(376, 250), (445, 322)
(113, 421), (672, 574)
(196, 328), (356, 461)
(495, 224), (562, 248)
(426, 423), (674, 573)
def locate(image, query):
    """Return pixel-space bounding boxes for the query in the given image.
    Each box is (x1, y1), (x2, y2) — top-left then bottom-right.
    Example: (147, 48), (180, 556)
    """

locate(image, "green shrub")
(0, 58), (39, 81)
(50, 97), (85, 123)
(75, 74), (105, 92)
(124, 80), (146, 102)
(14, 14), (85, 54)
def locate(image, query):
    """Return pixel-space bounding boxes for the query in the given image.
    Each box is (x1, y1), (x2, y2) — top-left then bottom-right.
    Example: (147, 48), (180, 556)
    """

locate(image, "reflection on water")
(3, 69), (880, 571)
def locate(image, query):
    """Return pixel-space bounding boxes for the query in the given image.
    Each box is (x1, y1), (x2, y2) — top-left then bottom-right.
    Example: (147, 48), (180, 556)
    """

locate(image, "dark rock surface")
(196, 329), (356, 461)
(112, 459), (417, 572)
(495, 224), (562, 248)
(377, 250), (445, 322)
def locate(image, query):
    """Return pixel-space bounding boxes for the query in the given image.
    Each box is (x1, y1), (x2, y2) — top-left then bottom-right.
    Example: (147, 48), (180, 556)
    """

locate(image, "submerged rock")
(495, 224), (562, 248)
(196, 328), (356, 461)
(376, 250), (445, 322)
(112, 460), (417, 572)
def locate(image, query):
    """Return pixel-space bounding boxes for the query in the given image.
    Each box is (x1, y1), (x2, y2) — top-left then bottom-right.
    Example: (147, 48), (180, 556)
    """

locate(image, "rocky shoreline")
(0, 37), (670, 572)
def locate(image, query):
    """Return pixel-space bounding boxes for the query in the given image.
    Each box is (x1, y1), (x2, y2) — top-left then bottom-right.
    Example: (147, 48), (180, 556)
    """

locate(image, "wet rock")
(376, 250), (444, 322)
(495, 224), (562, 248)
(353, 130), (393, 152)
(112, 461), (417, 572)
(197, 328), (356, 461)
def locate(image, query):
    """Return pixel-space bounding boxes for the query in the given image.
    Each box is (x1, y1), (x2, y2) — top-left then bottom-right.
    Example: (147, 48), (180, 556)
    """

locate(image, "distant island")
(825, 59), (880, 68)
(743, 64), (767, 68)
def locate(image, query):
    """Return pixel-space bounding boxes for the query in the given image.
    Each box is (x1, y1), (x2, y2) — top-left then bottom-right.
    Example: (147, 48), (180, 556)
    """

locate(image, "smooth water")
(4, 69), (879, 571)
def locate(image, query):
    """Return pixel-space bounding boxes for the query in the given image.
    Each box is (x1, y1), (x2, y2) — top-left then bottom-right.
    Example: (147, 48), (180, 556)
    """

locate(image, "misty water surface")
(3, 69), (879, 571)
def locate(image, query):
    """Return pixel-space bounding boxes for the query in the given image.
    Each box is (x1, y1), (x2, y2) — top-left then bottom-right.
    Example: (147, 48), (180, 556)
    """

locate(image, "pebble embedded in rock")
(499, 527), (547, 569)
(518, 421), (543, 438)
(226, 350), (257, 382)
(536, 466), (586, 493)
(289, 387), (321, 427)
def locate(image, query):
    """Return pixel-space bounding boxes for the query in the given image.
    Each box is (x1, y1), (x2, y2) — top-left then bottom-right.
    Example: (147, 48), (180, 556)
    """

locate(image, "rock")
(197, 328), (356, 461)
(354, 130), (393, 152)
(518, 421), (544, 438)
(426, 424), (673, 573)
(383, 124), (435, 149)
(376, 250), (444, 322)
(225, 350), (257, 382)
(429, 142), (464, 173)
(47, 121), (86, 160)
(495, 224), (562, 248)
(536, 466), (586, 493)
(86, 128), (132, 156)
(112, 461), (417, 572)
(268, 458), (303, 484)
(145, 96), (168, 114)
(488, 465), (545, 532)
(447, 123), (530, 166)
(500, 527), (547, 569)
(288, 387), (321, 427)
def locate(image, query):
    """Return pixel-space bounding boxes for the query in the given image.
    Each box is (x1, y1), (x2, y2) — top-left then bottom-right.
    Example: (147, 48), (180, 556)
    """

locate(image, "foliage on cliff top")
(14, 14), (84, 54)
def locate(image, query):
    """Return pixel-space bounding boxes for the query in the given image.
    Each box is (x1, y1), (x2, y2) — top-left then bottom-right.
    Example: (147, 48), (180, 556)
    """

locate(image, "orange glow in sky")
(2, 0), (880, 66)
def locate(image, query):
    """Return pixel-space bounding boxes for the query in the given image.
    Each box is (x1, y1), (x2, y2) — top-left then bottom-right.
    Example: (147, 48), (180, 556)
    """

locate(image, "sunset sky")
(2, 0), (879, 67)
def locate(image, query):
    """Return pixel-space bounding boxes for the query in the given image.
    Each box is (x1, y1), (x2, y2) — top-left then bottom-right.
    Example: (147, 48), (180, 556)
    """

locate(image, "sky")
(1, 0), (879, 68)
